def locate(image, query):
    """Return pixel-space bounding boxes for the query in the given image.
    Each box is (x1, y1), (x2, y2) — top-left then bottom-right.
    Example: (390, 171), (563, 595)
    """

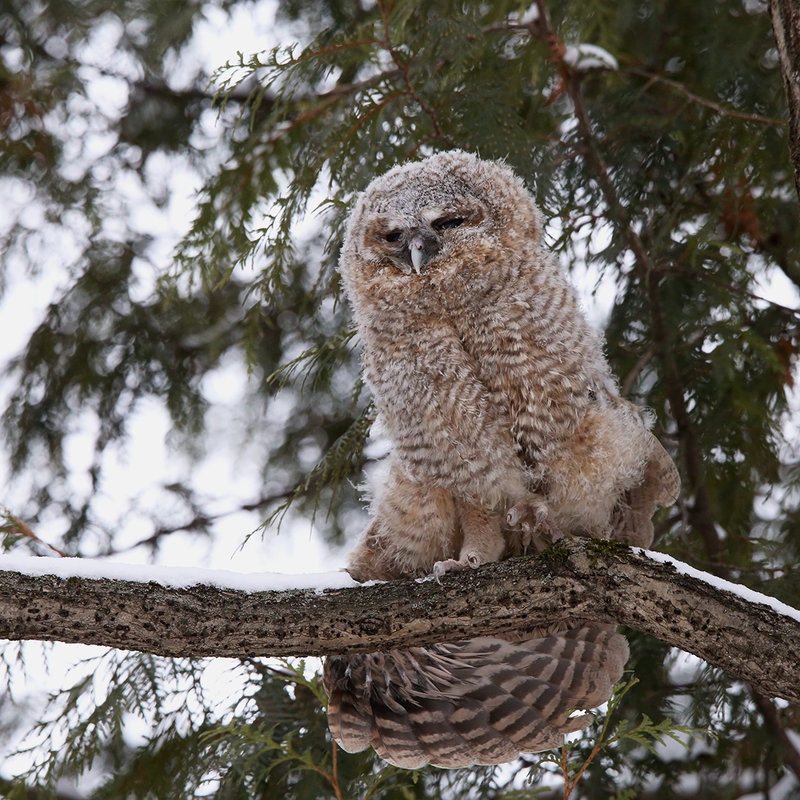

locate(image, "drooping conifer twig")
(1, 508), (66, 558)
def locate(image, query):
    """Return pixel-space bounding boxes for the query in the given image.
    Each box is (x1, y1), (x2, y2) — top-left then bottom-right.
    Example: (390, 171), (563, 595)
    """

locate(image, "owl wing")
(610, 431), (681, 547)
(646, 431), (681, 507)
(363, 320), (528, 507)
(324, 623), (628, 769)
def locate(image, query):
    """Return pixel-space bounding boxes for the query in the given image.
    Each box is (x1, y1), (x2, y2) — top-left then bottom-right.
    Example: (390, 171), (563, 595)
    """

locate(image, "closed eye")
(384, 230), (402, 242)
(433, 217), (466, 231)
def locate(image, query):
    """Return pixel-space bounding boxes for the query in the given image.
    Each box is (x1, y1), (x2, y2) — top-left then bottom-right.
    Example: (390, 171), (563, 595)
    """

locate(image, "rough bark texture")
(770, 0), (800, 201)
(0, 539), (799, 703)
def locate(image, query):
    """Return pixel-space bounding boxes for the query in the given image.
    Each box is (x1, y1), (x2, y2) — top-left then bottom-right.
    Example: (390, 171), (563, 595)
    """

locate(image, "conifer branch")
(534, 0), (726, 571)
(626, 67), (787, 127)
(377, 0), (456, 148)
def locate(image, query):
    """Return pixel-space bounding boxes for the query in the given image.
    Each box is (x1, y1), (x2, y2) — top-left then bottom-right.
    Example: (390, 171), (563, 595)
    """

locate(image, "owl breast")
(428, 252), (597, 466)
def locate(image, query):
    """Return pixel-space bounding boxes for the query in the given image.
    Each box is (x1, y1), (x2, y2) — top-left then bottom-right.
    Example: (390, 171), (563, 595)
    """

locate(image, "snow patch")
(0, 554), (358, 592)
(563, 43), (618, 71)
(508, 4), (540, 24)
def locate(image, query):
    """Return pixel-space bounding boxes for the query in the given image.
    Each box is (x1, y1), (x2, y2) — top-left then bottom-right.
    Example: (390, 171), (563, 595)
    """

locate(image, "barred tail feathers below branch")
(323, 624), (628, 768)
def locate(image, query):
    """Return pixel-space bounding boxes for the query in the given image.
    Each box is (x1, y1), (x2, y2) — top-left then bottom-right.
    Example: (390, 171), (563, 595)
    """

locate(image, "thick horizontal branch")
(1, 539), (799, 703)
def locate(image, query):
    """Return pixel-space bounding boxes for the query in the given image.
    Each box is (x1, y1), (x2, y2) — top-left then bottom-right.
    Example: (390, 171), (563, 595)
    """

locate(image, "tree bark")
(0, 538), (799, 703)
(769, 0), (800, 201)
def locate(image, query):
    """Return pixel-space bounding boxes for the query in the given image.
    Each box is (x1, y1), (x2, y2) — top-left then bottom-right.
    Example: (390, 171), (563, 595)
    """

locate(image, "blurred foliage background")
(1, 0), (799, 797)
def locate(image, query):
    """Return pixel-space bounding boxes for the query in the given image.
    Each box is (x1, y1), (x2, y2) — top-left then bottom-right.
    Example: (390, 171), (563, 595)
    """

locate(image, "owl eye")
(384, 230), (402, 243)
(433, 217), (466, 231)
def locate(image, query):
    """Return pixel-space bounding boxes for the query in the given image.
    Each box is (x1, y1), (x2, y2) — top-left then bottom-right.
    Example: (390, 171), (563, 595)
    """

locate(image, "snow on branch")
(0, 538), (798, 703)
(563, 43), (618, 71)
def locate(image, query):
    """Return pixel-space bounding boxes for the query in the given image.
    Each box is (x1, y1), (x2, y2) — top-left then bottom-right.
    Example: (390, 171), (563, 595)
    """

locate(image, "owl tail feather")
(323, 624), (628, 769)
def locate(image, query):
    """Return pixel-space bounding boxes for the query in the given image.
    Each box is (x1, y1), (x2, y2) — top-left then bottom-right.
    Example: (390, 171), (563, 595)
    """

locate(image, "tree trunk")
(769, 0), (800, 201)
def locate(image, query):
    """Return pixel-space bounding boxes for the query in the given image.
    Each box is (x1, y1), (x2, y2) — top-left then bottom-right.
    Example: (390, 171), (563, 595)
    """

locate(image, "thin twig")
(751, 690), (800, 782)
(620, 343), (656, 398)
(561, 736), (605, 799)
(627, 67), (787, 127)
(330, 742), (342, 800)
(1, 508), (66, 558)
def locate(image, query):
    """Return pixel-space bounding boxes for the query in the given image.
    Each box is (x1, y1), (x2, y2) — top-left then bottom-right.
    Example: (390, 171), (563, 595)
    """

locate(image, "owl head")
(339, 150), (544, 287)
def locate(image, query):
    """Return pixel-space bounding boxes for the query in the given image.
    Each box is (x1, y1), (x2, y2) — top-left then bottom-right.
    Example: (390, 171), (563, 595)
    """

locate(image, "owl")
(323, 150), (680, 768)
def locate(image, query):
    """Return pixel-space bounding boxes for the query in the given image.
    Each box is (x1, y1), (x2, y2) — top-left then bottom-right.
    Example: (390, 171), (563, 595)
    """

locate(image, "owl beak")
(409, 234), (427, 274)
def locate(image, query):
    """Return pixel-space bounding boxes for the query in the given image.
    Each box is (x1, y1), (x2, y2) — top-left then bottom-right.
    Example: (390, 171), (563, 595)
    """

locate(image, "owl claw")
(506, 500), (549, 528)
(432, 553), (481, 583)
(506, 500), (565, 553)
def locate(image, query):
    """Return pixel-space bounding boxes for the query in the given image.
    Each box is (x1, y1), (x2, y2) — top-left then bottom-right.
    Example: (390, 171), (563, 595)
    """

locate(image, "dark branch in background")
(532, 0), (725, 570)
(0, 539), (798, 704)
(93, 484), (302, 557)
(91, 466), (367, 557)
(752, 690), (800, 782)
(768, 0), (800, 202)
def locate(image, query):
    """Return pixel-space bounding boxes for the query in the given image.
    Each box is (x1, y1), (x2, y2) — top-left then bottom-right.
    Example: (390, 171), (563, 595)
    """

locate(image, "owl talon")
(432, 553), (482, 583)
(507, 500), (565, 553)
(506, 500), (549, 528)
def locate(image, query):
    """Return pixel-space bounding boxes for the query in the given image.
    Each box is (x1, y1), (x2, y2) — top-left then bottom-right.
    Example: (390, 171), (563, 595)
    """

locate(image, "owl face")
(361, 199), (489, 275)
(340, 150), (542, 286)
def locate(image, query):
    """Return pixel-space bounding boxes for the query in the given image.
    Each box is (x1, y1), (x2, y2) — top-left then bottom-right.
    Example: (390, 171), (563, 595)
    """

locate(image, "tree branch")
(533, 0), (726, 569)
(0, 539), (798, 703)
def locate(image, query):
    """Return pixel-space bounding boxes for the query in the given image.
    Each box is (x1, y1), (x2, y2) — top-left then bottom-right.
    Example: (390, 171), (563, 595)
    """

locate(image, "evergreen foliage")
(1, 0), (799, 796)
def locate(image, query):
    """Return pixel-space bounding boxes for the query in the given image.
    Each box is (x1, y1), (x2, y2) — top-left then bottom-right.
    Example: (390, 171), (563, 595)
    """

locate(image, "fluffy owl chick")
(323, 150), (679, 768)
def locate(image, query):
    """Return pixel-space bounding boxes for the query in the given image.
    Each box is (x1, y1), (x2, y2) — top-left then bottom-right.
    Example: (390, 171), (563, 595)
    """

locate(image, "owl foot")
(432, 552), (482, 583)
(506, 501), (565, 553)
(506, 498), (550, 531)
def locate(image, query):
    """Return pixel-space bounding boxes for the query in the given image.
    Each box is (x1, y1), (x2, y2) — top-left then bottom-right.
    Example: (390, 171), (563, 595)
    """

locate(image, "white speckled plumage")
(323, 150), (680, 768)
